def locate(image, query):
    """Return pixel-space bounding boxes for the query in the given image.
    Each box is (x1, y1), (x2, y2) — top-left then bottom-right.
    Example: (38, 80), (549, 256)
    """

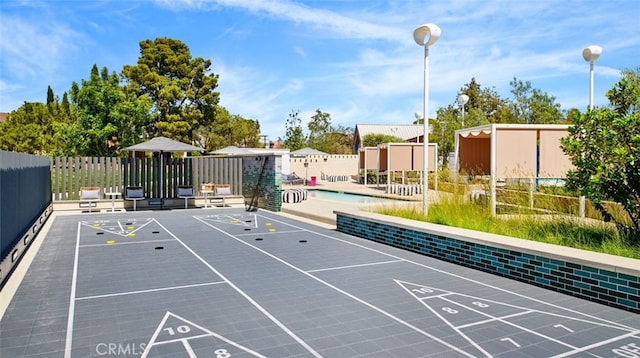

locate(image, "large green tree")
(362, 133), (403, 147)
(509, 78), (563, 124)
(561, 68), (640, 241)
(0, 87), (73, 155)
(202, 107), (261, 150)
(121, 38), (220, 143)
(70, 65), (151, 156)
(434, 78), (510, 164)
(283, 110), (306, 150)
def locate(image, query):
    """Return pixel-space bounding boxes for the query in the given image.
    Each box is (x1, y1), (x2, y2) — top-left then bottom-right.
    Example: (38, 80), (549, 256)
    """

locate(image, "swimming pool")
(307, 189), (405, 205)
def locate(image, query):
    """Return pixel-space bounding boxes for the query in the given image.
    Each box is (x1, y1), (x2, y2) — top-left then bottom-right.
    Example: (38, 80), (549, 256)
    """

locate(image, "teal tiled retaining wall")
(336, 212), (640, 314)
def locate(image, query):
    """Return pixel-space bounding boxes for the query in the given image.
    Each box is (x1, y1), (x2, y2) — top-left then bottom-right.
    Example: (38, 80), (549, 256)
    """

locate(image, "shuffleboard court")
(1, 208), (639, 357)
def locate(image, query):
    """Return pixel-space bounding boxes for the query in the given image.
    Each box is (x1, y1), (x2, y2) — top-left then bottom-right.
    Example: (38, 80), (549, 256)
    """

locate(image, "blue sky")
(1, 0), (638, 141)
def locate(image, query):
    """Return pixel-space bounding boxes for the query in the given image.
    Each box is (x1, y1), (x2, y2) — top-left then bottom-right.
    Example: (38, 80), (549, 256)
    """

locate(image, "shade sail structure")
(123, 136), (202, 153)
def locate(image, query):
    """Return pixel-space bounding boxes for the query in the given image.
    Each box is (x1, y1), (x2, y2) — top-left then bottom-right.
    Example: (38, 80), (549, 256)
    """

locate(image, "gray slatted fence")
(51, 156), (243, 200)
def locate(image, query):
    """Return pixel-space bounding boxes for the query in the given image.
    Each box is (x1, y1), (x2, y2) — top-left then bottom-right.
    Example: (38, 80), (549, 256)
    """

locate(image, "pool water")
(308, 190), (403, 205)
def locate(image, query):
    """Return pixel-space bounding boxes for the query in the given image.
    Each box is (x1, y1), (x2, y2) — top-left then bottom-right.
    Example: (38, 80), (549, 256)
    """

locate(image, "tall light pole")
(457, 94), (469, 127)
(579, 45), (602, 218)
(583, 45), (602, 110)
(414, 23), (441, 216)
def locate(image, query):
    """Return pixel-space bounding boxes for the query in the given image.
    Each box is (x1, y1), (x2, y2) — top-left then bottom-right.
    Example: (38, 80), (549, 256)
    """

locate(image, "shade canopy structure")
(358, 143), (437, 186)
(453, 124), (573, 216)
(123, 136), (202, 153)
(210, 146), (255, 155)
(123, 137), (203, 208)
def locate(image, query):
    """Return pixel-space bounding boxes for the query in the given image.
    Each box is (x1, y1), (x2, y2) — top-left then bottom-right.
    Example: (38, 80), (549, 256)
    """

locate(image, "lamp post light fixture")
(457, 94), (469, 127)
(414, 23), (441, 217)
(414, 111), (423, 143)
(582, 45), (602, 110)
(578, 45), (602, 218)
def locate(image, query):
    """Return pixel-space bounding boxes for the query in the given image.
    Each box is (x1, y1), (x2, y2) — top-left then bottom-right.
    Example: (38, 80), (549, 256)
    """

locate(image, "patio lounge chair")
(125, 186), (145, 211)
(177, 185), (194, 209)
(282, 172), (305, 185)
(214, 184), (233, 207)
(79, 187), (101, 212)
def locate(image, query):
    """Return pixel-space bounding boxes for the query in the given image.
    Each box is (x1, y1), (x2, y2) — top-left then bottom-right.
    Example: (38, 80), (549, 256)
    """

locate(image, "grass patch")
(375, 196), (640, 259)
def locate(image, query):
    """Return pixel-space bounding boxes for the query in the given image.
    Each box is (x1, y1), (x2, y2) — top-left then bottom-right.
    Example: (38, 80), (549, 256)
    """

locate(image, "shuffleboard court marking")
(65, 217), (230, 357)
(197, 212), (640, 356)
(64, 221), (82, 358)
(153, 218), (323, 358)
(306, 259), (404, 273)
(193, 215), (477, 357)
(141, 311), (266, 358)
(75, 281), (226, 301)
(58, 212), (639, 358)
(396, 280), (640, 356)
(80, 218), (154, 237)
(236, 229), (305, 237)
(198, 213), (259, 228)
(251, 213), (640, 333)
(80, 239), (174, 248)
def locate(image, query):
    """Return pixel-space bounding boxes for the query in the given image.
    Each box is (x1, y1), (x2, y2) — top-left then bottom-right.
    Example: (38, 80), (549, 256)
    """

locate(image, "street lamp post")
(457, 94), (469, 127)
(579, 45), (602, 218)
(414, 23), (441, 217)
(583, 45), (602, 110)
(414, 112), (423, 143)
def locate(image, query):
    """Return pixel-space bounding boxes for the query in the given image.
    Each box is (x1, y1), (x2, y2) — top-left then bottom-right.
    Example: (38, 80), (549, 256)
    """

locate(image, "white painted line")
(256, 213), (640, 332)
(419, 292), (454, 300)
(64, 221), (82, 358)
(196, 216), (477, 358)
(235, 229), (305, 237)
(79, 239), (175, 248)
(550, 331), (640, 358)
(151, 333), (211, 345)
(554, 324), (575, 333)
(306, 259), (404, 273)
(181, 339), (197, 358)
(156, 219), (320, 358)
(76, 281), (226, 300)
(500, 337), (521, 348)
(456, 310), (531, 329)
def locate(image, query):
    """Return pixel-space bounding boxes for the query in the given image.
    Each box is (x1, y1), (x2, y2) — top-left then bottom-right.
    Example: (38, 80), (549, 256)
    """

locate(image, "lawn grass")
(374, 196), (640, 260)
